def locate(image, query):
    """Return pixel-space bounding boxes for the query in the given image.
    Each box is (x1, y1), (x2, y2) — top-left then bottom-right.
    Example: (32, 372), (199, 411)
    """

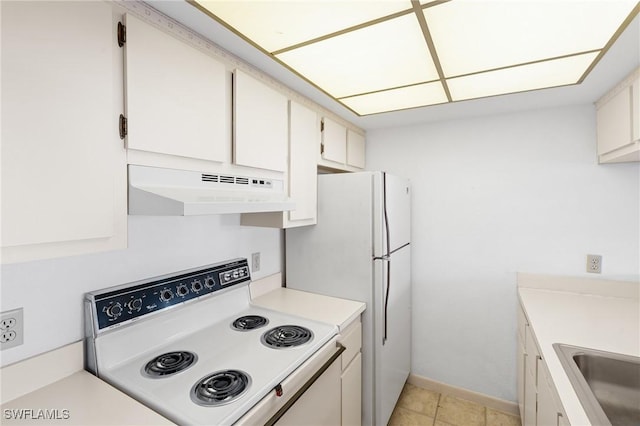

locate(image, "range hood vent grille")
(201, 174), (219, 183)
(202, 174), (251, 186)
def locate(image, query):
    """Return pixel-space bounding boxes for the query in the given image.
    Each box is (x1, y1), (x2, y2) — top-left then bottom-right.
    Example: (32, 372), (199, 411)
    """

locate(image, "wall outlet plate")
(252, 252), (261, 272)
(586, 254), (602, 274)
(1, 307), (24, 350)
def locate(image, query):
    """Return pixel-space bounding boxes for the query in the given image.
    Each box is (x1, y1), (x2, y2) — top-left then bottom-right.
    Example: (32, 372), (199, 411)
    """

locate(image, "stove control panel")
(88, 259), (251, 331)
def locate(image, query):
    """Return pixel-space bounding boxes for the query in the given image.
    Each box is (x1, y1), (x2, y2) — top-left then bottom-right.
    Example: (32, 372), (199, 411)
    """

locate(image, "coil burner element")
(191, 370), (251, 406)
(261, 325), (313, 349)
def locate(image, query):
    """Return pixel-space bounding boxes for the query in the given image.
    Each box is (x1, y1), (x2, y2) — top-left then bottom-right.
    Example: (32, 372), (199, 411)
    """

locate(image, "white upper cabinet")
(1, 1), (126, 263)
(347, 129), (366, 169)
(234, 70), (288, 172)
(123, 14), (228, 162)
(288, 101), (319, 224)
(241, 100), (318, 228)
(597, 67), (639, 163)
(321, 117), (347, 164)
(320, 117), (365, 171)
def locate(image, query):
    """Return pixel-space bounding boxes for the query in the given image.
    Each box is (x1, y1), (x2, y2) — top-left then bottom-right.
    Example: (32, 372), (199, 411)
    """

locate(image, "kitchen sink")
(553, 343), (640, 426)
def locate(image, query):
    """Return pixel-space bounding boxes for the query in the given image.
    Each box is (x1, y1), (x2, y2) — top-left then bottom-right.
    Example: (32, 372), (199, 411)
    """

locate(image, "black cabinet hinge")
(117, 22), (126, 47)
(119, 114), (128, 139)
(320, 119), (324, 132)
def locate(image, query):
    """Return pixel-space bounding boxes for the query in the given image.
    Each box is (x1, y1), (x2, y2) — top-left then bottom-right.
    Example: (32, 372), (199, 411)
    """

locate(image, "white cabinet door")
(321, 117), (347, 164)
(288, 101), (318, 223)
(234, 70), (288, 172)
(347, 129), (366, 169)
(537, 360), (564, 426)
(275, 358), (341, 426)
(597, 85), (633, 155)
(124, 14), (228, 162)
(342, 352), (362, 426)
(1, 1), (126, 263)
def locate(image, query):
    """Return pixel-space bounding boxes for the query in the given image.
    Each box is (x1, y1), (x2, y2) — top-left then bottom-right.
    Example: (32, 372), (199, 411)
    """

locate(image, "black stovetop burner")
(231, 315), (269, 331)
(191, 370), (251, 406)
(143, 351), (197, 378)
(261, 325), (313, 349)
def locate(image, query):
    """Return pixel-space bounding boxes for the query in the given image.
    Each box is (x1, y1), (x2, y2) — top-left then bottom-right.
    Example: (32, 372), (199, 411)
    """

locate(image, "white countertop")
(517, 273), (640, 426)
(252, 287), (366, 331)
(0, 342), (173, 425)
(1, 371), (173, 425)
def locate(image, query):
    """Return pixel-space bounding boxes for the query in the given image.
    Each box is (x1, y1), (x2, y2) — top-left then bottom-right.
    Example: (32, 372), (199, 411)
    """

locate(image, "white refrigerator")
(286, 171), (411, 426)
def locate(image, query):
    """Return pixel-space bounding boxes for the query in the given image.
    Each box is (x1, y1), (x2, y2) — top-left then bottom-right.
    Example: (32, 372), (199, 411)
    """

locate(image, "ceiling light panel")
(447, 51), (599, 101)
(275, 13), (439, 98)
(196, 0), (413, 53)
(424, 0), (637, 77)
(340, 81), (448, 115)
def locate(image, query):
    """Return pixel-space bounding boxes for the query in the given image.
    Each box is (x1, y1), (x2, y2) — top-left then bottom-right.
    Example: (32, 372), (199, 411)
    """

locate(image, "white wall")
(0, 215), (281, 367)
(366, 104), (640, 402)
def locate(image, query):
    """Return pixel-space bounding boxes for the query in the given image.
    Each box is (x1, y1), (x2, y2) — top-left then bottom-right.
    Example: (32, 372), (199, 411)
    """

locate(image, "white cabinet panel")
(234, 70), (288, 172)
(597, 86), (633, 154)
(321, 117), (347, 164)
(596, 68), (640, 163)
(288, 101), (318, 223)
(347, 129), (366, 169)
(275, 358), (341, 426)
(1, 1), (126, 262)
(341, 352), (362, 426)
(124, 14), (228, 162)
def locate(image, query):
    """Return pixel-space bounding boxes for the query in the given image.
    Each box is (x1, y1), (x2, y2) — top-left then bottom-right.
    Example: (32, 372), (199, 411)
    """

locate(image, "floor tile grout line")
(432, 392), (442, 426)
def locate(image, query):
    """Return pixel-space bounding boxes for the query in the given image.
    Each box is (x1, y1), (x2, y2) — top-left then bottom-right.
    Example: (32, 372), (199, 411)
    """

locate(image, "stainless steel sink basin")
(554, 344), (640, 426)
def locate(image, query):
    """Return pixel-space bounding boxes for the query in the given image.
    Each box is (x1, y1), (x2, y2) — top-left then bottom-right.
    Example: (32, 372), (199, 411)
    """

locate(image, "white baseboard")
(407, 373), (520, 416)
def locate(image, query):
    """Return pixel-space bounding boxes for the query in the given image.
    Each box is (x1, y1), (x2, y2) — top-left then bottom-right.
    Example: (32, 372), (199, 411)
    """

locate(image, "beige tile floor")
(388, 383), (522, 426)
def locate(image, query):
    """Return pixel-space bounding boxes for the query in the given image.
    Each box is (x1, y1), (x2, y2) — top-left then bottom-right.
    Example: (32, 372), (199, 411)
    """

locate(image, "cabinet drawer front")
(339, 321), (362, 370)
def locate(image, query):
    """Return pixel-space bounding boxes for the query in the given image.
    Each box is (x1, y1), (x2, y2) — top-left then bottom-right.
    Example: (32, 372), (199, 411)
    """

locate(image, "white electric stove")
(84, 258), (339, 425)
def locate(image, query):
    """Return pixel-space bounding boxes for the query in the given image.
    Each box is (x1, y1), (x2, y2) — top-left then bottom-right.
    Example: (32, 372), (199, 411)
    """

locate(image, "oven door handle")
(264, 342), (346, 426)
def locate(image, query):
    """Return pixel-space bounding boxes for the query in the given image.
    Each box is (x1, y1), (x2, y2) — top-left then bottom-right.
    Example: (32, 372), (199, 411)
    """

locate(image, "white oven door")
(235, 337), (343, 426)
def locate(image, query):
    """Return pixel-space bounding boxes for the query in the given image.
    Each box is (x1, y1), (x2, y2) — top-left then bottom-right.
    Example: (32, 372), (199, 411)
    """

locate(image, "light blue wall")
(1, 215), (282, 367)
(366, 104), (640, 402)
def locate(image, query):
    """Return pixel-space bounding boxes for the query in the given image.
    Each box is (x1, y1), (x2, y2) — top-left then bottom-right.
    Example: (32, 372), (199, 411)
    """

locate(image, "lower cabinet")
(518, 303), (568, 426)
(276, 359), (342, 426)
(338, 319), (363, 426)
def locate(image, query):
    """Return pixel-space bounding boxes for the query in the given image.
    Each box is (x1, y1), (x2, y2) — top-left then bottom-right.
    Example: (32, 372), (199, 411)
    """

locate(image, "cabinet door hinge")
(117, 22), (126, 47)
(320, 119), (324, 132)
(119, 114), (128, 139)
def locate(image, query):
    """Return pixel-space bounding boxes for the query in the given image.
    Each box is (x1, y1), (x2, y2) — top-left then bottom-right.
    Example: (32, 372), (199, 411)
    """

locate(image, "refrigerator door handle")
(383, 258), (391, 345)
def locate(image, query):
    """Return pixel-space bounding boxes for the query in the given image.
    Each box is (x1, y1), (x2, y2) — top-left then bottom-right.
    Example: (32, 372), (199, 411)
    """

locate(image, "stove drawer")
(235, 336), (342, 425)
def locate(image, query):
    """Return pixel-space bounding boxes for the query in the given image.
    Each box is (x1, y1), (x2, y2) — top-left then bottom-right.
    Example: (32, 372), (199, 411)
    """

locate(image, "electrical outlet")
(1, 308), (23, 350)
(586, 254), (602, 274)
(252, 252), (261, 272)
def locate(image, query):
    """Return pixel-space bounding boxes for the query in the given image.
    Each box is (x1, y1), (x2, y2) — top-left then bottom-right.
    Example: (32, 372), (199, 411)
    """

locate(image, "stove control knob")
(204, 277), (215, 288)
(126, 298), (143, 312)
(223, 272), (231, 282)
(160, 289), (174, 302)
(105, 302), (123, 320)
(232, 270), (239, 279)
(177, 284), (189, 297)
(191, 280), (203, 292)
(239, 268), (246, 276)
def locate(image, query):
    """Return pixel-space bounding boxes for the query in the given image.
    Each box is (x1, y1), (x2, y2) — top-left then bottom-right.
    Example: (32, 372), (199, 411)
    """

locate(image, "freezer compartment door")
(383, 173), (411, 253)
(374, 245), (411, 426)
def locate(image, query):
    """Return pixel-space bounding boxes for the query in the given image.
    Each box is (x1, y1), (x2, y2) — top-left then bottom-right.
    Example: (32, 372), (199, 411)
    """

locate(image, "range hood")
(128, 165), (295, 215)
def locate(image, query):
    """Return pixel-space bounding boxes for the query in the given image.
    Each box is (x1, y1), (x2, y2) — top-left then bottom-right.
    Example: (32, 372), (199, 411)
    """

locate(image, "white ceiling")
(151, 1), (640, 131)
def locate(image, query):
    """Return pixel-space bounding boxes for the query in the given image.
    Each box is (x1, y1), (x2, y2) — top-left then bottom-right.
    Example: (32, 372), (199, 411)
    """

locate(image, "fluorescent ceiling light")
(195, 0), (411, 52)
(447, 52), (599, 101)
(424, 0), (637, 77)
(191, 0), (639, 116)
(340, 81), (448, 115)
(276, 13), (439, 98)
